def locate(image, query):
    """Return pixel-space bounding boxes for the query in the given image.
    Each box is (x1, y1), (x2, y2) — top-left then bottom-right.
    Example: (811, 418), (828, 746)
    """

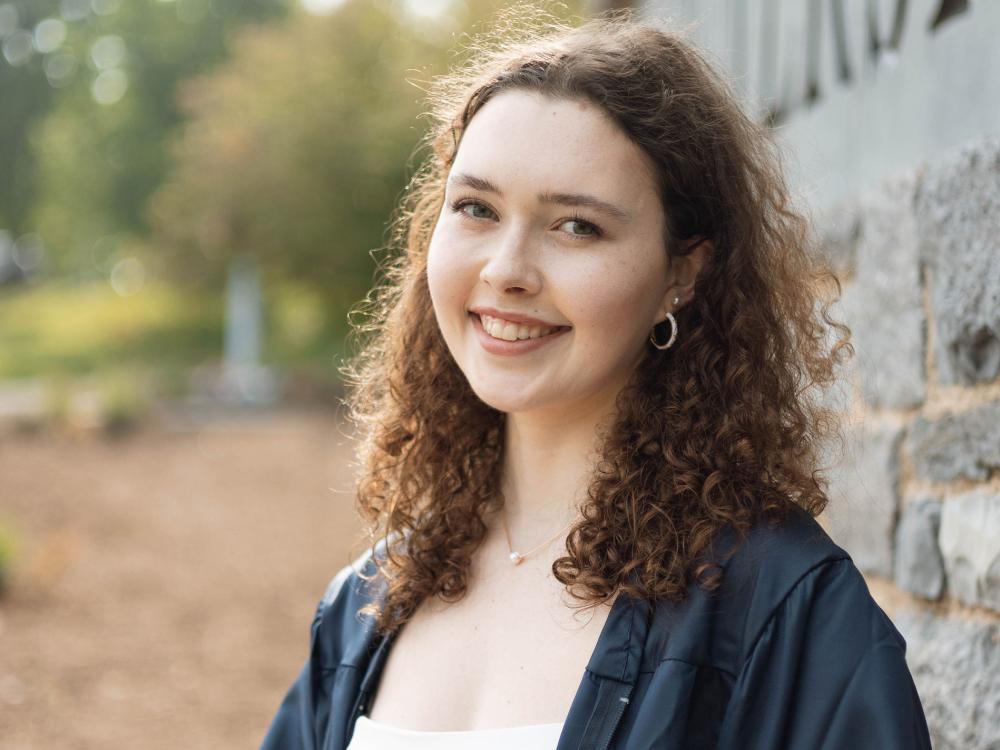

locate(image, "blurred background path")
(0, 408), (362, 749)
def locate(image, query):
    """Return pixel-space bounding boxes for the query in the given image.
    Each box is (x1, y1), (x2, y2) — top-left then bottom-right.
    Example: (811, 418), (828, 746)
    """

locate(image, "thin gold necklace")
(501, 507), (575, 565)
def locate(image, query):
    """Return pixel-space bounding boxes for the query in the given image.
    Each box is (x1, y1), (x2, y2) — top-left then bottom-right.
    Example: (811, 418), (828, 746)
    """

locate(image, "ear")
(656, 236), (712, 320)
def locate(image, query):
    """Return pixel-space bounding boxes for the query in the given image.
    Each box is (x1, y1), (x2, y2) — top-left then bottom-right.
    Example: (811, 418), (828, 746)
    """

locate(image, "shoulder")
(317, 547), (376, 612)
(709, 503), (903, 662)
(705, 508), (932, 748)
(310, 535), (398, 670)
(715, 502), (851, 609)
(695, 506), (905, 663)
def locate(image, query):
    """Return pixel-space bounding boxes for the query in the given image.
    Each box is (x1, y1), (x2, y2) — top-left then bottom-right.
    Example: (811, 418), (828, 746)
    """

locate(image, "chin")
(466, 381), (540, 415)
(469, 390), (529, 414)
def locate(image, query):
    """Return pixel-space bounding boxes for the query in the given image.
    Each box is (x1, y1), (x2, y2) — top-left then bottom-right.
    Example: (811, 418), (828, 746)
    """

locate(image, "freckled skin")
(426, 89), (677, 425)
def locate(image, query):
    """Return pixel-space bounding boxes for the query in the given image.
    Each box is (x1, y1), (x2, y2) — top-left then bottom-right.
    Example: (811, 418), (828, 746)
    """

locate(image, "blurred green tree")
(0, 1), (57, 235)
(0, 0), (290, 276)
(147, 0), (586, 331)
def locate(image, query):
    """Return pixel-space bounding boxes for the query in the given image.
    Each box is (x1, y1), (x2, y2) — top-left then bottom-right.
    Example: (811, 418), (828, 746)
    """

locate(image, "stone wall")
(596, 0), (1000, 742)
(815, 136), (1000, 750)
(634, 0), (1000, 213)
(617, 0), (1000, 742)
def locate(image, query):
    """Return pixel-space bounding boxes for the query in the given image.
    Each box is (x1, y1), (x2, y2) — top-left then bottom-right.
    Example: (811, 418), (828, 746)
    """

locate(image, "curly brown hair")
(338, 4), (853, 636)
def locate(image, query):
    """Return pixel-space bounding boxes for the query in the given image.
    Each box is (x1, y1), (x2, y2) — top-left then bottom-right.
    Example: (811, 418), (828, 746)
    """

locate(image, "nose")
(478, 229), (542, 295)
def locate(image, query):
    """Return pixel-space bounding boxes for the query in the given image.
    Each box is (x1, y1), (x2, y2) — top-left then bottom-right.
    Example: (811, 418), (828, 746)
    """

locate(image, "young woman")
(262, 7), (932, 749)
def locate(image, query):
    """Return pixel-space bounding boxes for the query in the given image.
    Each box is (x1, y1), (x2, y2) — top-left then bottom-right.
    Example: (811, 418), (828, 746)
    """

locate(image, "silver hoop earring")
(649, 313), (677, 350)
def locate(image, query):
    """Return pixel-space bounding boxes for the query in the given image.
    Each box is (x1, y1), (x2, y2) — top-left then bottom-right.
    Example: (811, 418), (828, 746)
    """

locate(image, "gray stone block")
(822, 422), (903, 577)
(894, 497), (945, 600)
(914, 137), (1000, 385)
(939, 489), (1000, 613)
(894, 612), (1000, 750)
(906, 401), (1000, 482)
(840, 174), (926, 410)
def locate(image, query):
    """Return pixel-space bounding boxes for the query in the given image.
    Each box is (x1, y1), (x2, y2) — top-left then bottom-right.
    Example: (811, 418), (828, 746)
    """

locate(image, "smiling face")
(426, 89), (676, 420)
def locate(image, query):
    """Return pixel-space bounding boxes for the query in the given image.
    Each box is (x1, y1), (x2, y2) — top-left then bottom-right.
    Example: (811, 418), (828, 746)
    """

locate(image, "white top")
(347, 715), (564, 749)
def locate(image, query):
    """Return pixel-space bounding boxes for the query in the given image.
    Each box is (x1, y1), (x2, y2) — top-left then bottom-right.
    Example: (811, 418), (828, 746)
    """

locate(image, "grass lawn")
(0, 280), (224, 380)
(0, 279), (348, 386)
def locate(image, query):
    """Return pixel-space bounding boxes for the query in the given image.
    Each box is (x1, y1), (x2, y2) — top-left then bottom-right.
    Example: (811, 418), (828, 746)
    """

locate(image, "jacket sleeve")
(259, 563), (356, 750)
(716, 557), (932, 750)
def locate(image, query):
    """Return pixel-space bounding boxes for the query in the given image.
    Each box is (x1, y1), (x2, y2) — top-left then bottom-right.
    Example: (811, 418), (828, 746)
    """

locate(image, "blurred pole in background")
(222, 254), (276, 406)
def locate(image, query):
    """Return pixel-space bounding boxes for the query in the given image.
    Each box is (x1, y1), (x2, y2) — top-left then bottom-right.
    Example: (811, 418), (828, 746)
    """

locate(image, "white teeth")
(480, 314), (560, 341)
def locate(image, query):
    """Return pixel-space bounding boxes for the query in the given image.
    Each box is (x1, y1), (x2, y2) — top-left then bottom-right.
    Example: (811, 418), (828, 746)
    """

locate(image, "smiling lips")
(479, 313), (561, 341)
(469, 312), (571, 356)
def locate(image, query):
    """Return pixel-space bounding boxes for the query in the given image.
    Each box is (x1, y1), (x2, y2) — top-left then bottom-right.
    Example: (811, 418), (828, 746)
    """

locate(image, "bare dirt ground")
(0, 407), (366, 749)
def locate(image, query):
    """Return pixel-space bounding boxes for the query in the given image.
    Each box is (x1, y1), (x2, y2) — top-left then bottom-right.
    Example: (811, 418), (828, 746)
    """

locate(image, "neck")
(496, 398), (616, 550)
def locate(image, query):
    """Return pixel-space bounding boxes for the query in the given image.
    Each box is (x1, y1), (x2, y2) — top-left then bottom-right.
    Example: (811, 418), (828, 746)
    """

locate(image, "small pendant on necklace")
(509, 551), (523, 565)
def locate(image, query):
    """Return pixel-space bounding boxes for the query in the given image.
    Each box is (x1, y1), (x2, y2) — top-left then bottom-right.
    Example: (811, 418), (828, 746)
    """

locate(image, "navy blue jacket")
(261, 504), (932, 749)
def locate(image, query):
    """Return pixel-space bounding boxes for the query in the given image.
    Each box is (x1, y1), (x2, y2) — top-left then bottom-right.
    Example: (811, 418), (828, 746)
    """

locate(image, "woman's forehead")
(452, 89), (659, 210)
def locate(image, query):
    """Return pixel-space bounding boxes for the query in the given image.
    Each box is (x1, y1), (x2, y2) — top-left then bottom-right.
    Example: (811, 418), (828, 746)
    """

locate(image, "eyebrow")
(447, 172), (633, 223)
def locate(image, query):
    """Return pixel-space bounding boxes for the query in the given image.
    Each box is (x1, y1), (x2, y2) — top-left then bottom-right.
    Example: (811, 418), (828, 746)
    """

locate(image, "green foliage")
(149, 1), (429, 298)
(0, 21), (53, 233)
(2, 0), (291, 275)
(0, 277), (352, 381)
(0, 519), (16, 596)
(148, 0), (587, 306)
(0, 280), (223, 378)
(3, 0), (590, 381)
(263, 280), (340, 364)
(99, 368), (148, 436)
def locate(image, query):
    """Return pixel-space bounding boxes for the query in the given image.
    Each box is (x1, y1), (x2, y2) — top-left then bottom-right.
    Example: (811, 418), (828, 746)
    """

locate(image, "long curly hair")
(339, 5), (853, 636)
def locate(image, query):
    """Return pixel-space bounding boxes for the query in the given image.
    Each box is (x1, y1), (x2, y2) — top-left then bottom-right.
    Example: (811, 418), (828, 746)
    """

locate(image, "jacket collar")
(585, 587), (651, 683)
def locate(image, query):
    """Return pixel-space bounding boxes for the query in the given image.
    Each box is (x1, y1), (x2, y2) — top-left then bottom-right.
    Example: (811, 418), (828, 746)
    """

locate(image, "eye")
(449, 198), (496, 221)
(558, 215), (603, 239)
(449, 199), (604, 241)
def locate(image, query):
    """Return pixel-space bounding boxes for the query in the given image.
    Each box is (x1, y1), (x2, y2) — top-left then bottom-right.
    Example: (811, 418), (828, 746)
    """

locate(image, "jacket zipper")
(597, 691), (632, 750)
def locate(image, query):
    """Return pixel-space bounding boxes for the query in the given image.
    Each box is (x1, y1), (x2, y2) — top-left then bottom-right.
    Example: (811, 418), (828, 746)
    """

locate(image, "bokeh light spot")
(59, 0), (90, 21)
(91, 0), (122, 15)
(110, 257), (146, 297)
(89, 34), (126, 70)
(12, 234), (45, 273)
(402, 0), (454, 21)
(44, 51), (78, 88)
(2, 29), (33, 65)
(34, 18), (67, 54)
(91, 67), (128, 105)
(299, 0), (348, 15)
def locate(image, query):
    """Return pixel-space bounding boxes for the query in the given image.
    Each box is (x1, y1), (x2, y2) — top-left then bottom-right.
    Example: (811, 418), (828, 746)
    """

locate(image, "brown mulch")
(0, 408), (365, 749)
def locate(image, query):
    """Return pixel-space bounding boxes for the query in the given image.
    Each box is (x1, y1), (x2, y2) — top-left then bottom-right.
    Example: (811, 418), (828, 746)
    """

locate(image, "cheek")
(565, 265), (656, 340)
(426, 228), (473, 328)
(425, 241), (446, 309)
